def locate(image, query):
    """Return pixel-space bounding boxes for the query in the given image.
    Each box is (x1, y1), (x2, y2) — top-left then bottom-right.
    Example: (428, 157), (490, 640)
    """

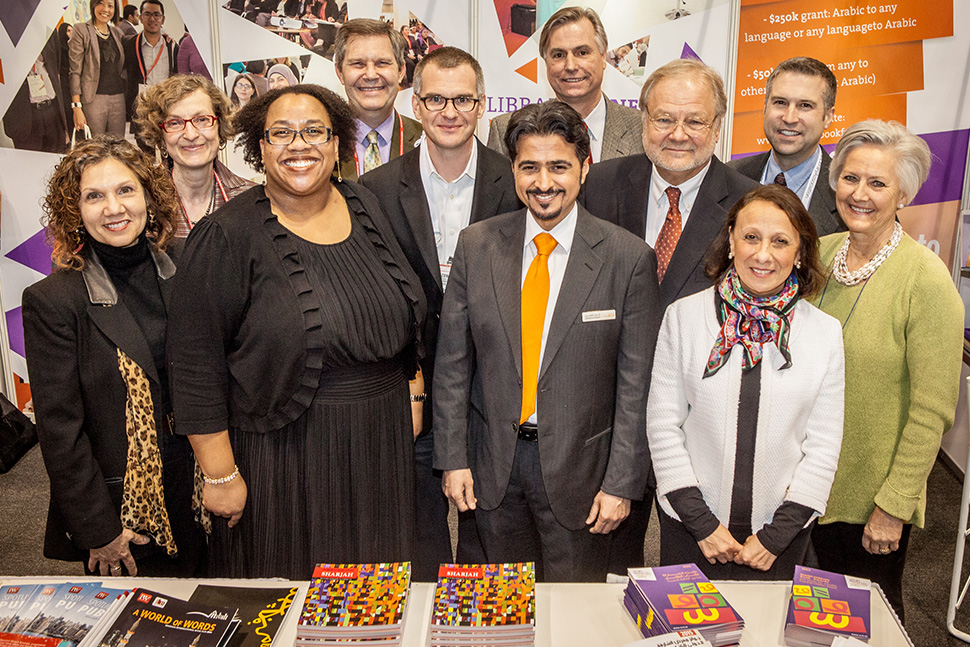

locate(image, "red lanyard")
(137, 33), (166, 80)
(352, 112), (405, 176)
(176, 170), (228, 231)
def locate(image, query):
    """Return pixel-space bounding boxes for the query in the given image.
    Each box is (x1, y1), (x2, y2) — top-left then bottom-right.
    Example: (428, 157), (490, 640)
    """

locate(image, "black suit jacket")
(3, 32), (68, 149)
(581, 155), (759, 307)
(339, 110), (423, 181)
(22, 248), (183, 561)
(123, 32), (178, 119)
(359, 140), (521, 433)
(433, 207), (661, 529)
(728, 149), (846, 235)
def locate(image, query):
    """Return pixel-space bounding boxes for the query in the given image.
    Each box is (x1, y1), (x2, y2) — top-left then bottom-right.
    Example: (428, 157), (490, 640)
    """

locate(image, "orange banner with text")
(733, 0), (952, 156)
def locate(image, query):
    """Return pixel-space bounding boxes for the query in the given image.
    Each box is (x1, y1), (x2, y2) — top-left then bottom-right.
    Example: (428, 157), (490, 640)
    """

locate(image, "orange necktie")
(520, 232), (558, 424)
(655, 186), (682, 282)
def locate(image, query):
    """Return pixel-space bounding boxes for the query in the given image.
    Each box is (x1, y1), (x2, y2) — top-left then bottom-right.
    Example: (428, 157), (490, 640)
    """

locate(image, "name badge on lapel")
(582, 309), (616, 323)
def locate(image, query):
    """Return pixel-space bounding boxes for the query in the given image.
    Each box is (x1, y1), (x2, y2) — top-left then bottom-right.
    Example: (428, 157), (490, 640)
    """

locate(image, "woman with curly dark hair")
(168, 84), (426, 578)
(136, 74), (254, 237)
(23, 136), (205, 577)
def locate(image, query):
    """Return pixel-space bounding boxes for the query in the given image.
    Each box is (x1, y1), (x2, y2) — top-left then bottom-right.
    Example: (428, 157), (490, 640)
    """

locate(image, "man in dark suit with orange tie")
(434, 101), (661, 581)
(581, 58), (759, 575)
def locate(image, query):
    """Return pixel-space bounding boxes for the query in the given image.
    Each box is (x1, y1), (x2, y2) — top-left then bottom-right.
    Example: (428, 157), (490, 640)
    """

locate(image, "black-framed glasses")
(264, 126), (334, 145)
(417, 95), (481, 112)
(142, 11), (163, 18)
(159, 114), (218, 133)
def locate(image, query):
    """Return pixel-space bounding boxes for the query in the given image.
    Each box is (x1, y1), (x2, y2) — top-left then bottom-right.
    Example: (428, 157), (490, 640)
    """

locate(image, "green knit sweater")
(811, 232), (964, 527)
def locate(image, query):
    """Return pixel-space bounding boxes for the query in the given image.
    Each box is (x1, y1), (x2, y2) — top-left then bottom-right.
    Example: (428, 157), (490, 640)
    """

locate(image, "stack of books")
(296, 562), (412, 645)
(624, 564), (744, 646)
(428, 563), (535, 646)
(784, 566), (871, 646)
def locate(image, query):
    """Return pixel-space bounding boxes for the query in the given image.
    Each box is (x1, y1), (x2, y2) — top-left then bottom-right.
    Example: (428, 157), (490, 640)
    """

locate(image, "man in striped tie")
(433, 100), (661, 582)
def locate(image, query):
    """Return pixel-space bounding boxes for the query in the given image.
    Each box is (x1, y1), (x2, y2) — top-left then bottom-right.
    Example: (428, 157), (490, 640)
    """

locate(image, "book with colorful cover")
(93, 588), (236, 647)
(429, 563), (535, 637)
(0, 586), (44, 636)
(626, 565), (743, 646)
(298, 563), (411, 638)
(785, 566), (871, 646)
(190, 585), (299, 647)
(23, 583), (126, 647)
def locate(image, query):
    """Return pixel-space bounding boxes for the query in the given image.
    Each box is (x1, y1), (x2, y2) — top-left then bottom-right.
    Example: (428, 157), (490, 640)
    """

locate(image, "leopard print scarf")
(117, 349), (177, 556)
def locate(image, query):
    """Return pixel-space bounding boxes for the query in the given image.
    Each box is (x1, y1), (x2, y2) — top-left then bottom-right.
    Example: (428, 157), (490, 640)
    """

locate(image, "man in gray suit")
(728, 57), (845, 235)
(359, 46), (521, 581)
(486, 6), (642, 163)
(434, 101), (661, 582)
(581, 58), (759, 574)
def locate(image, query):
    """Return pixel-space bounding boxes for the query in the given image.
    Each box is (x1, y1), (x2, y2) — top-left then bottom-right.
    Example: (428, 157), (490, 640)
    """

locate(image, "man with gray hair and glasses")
(582, 57), (758, 575)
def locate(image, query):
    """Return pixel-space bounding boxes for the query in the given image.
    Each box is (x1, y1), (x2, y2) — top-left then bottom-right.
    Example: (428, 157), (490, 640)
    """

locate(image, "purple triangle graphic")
(1, 0), (43, 47)
(5, 307), (24, 359)
(681, 43), (701, 62)
(7, 229), (53, 277)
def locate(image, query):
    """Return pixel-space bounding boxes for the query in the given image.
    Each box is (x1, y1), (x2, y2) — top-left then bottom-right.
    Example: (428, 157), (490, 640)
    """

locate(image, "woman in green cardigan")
(810, 119), (964, 622)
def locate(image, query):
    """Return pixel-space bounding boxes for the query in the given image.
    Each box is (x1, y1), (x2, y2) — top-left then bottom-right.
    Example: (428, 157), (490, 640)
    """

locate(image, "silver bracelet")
(409, 393), (427, 403)
(203, 465), (240, 485)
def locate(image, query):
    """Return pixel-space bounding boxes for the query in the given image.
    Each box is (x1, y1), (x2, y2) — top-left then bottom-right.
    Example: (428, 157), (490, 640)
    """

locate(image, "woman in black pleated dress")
(167, 85), (426, 579)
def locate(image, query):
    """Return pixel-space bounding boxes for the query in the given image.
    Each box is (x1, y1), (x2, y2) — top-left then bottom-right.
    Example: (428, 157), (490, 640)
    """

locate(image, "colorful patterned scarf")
(703, 267), (799, 378)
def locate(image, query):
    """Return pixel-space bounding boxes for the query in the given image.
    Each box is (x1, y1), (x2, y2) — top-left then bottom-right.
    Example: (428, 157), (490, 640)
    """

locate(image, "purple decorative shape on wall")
(5, 307), (24, 359)
(1, 0), (43, 47)
(912, 129), (970, 207)
(681, 43), (700, 61)
(6, 228), (53, 277)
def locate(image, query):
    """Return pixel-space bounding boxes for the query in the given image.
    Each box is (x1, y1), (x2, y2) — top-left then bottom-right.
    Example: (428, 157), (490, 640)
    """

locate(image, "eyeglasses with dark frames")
(417, 95), (481, 112)
(159, 114), (218, 133)
(263, 125), (334, 145)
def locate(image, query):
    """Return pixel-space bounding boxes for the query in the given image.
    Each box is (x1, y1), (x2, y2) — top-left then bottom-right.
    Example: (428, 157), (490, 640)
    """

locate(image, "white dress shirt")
(420, 140), (478, 289)
(644, 161), (712, 248)
(139, 34), (170, 87)
(584, 94), (607, 163)
(521, 204), (578, 424)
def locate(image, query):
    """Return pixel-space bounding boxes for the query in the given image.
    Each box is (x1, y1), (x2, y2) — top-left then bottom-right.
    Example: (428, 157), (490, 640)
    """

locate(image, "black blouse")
(167, 182), (426, 436)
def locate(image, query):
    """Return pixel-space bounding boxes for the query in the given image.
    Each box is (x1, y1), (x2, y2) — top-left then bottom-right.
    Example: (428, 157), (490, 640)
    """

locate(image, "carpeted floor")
(3, 444), (970, 645)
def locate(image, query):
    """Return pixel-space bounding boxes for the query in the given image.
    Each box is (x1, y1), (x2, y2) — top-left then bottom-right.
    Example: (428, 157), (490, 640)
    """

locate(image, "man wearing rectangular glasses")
(124, 0), (178, 151)
(580, 58), (758, 576)
(360, 46), (521, 581)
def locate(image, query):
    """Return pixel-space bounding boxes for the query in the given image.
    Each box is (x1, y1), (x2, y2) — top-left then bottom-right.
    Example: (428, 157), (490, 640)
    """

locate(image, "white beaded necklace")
(831, 221), (903, 286)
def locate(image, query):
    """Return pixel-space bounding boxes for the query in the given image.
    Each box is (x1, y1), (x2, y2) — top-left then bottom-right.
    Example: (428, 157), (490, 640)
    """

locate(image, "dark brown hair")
(43, 136), (179, 270)
(504, 101), (589, 164)
(232, 84), (357, 173)
(704, 184), (826, 298)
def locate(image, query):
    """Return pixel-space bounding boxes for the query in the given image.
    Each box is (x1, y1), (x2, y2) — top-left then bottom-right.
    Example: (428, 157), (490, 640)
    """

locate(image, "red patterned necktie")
(774, 172), (787, 186)
(655, 186), (682, 283)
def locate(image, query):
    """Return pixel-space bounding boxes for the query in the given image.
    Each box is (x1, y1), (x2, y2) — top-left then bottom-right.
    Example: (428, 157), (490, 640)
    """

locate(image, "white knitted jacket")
(647, 287), (845, 533)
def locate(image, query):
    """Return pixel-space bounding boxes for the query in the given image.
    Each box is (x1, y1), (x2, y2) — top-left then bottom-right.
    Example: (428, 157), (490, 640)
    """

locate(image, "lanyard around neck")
(137, 33), (166, 80)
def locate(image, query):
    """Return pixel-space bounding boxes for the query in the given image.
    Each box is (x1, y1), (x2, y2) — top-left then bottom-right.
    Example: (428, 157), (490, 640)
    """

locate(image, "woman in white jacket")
(647, 184), (845, 580)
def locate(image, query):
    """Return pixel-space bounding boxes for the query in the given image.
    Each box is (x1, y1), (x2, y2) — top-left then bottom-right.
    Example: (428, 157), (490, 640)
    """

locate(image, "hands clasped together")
(698, 524), (777, 572)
